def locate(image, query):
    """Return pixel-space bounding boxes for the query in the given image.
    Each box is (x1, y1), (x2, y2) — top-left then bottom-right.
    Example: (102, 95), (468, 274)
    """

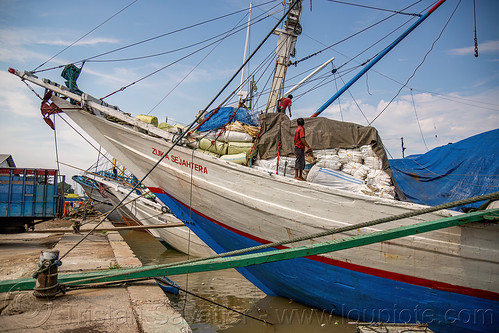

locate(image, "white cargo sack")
(315, 155), (341, 170)
(352, 164), (369, 180)
(364, 156), (383, 170)
(199, 138), (227, 155)
(367, 169), (392, 187)
(360, 145), (377, 159)
(313, 149), (338, 160)
(338, 148), (363, 164)
(254, 157), (295, 176)
(307, 165), (363, 191)
(342, 162), (363, 176)
(227, 142), (253, 155)
(220, 152), (247, 164)
(217, 130), (253, 142)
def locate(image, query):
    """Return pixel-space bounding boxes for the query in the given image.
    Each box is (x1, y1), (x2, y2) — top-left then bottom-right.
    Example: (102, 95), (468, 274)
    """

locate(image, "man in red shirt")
(277, 94), (293, 117)
(294, 117), (311, 181)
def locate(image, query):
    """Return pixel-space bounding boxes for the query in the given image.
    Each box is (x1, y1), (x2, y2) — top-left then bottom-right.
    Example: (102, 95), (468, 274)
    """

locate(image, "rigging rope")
(236, 30), (285, 110)
(52, 115), (61, 180)
(87, 4), (279, 64)
(411, 88), (429, 151)
(57, 0), (301, 261)
(17, 80), (118, 168)
(59, 177), (155, 261)
(326, 0), (422, 17)
(195, 24), (279, 114)
(331, 70), (370, 124)
(277, 2), (431, 113)
(222, 15), (297, 113)
(75, 0), (277, 65)
(198, 2), (300, 116)
(147, 8), (252, 114)
(368, 0), (462, 126)
(410, 87), (499, 111)
(244, 52), (277, 112)
(31, 1), (276, 73)
(334, 67), (344, 121)
(314, 53), (499, 113)
(29, 0), (279, 89)
(74, 190), (154, 227)
(182, 149), (196, 317)
(290, 0), (424, 66)
(32, 0), (138, 72)
(99, 9), (275, 100)
(56, 114), (115, 166)
(473, 0), (479, 57)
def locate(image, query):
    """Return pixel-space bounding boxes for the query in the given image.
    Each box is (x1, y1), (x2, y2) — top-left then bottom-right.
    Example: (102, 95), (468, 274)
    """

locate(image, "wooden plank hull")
(59, 106), (499, 333)
(97, 177), (215, 257)
(75, 181), (125, 223)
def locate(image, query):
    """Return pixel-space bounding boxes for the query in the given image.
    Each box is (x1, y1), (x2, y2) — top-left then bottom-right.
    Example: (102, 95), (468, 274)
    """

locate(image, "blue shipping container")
(0, 168), (64, 231)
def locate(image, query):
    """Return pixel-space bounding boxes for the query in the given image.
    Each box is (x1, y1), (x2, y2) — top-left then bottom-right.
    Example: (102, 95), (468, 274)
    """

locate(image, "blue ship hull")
(155, 191), (498, 333)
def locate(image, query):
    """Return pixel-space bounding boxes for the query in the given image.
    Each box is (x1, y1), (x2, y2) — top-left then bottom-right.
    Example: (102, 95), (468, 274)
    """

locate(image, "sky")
(1, 0), (498, 193)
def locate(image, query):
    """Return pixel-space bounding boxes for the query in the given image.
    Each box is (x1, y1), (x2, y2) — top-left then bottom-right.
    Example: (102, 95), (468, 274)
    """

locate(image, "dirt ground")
(0, 219), (74, 281)
(0, 218), (191, 333)
(33, 218), (75, 230)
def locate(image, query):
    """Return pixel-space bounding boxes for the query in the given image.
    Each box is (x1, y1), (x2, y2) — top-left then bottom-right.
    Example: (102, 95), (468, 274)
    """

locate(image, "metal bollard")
(33, 250), (61, 298)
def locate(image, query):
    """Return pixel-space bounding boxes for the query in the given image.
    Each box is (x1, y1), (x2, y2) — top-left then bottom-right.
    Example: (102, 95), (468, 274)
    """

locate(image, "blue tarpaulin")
(389, 129), (499, 211)
(197, 107), (258, 132)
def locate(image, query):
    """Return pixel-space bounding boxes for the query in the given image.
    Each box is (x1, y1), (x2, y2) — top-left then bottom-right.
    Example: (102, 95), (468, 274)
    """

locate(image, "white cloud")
(370, 89), (499, 158)
(0, 72), (104, 184)
(0, 72), (40, 118)
(448, 40), (499, 56)
(0, 28), (49, 63)
(0, 27), (118, 65)
(83, 66), (139, 86)
(291, 88), (499, 159)
(37, 37), (120, 47)
(0, 27), (119, 48)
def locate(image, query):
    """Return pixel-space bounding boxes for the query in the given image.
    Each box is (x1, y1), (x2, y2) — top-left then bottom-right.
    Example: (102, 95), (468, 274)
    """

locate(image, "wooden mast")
(264, 0), (303, 113)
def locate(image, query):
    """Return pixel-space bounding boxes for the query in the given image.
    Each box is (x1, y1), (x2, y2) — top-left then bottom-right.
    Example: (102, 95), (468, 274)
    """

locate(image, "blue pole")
(312, 0), (447, 117)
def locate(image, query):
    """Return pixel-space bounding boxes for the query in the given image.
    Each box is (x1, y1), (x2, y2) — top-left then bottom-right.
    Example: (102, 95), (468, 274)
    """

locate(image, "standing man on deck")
(294, 117), (311, 181)
(277, 94), (293, 117)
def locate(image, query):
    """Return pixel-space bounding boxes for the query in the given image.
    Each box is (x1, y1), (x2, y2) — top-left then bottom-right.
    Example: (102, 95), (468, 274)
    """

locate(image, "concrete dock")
(0, 219), (191, 332)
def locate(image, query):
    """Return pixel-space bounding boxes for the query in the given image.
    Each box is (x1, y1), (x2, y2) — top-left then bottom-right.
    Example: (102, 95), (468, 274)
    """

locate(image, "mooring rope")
(62, 276), (273, 325)
(63, 191), (499, 286)
(54, 191), (498, 326)
(155, 277), (273, 325)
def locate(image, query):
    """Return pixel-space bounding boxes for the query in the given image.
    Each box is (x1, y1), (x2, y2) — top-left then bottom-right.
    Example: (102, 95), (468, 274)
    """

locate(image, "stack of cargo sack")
(194, 121), (258, 165)
(307, 145), (395, 199)
(253, 156), (297, 176)
(136, 114), (191, 146)
(254, 145), (395, 199)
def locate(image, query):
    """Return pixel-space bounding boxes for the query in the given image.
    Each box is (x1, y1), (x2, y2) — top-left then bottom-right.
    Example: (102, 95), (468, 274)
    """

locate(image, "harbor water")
(121, 230), (357, 332)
